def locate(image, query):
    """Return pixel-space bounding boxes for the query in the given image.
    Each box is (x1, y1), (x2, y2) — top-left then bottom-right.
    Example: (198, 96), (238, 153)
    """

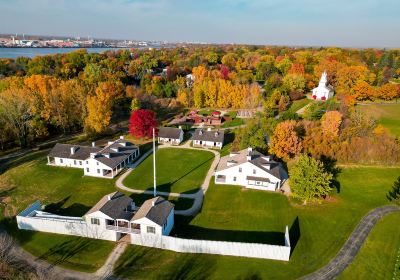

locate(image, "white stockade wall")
(131, 226), (291, 261)
(16, 201), (117, 241)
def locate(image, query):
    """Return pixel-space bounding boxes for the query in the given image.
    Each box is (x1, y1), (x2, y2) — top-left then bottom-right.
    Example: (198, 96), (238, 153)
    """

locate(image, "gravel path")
(115, 141), (220, 216)
(299, 205), (400, 280)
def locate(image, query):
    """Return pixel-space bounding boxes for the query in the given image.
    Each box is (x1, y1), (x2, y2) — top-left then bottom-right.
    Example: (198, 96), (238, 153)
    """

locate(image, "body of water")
(0, 47), (131, 59)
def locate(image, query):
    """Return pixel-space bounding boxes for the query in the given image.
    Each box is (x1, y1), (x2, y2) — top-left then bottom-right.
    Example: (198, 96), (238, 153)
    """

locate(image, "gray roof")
(216, 148), (286, 180)
(158, 127), (182, 139)
(132, 196), (174, 226)
(85, 191), (134, 220)
(48, 143), (101, 160)
(192, 129), (224, 143)
(49, 139), (139, 169)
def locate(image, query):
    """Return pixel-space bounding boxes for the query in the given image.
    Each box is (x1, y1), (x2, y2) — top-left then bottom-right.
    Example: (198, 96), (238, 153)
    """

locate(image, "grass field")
(114, 166), (400, 279)
(338, 212), (400, 280)
(123, 148), (214, 194)
(221, 117), (244, 128)
(290, 98), (312, 112)
(358, 103), (400, 137)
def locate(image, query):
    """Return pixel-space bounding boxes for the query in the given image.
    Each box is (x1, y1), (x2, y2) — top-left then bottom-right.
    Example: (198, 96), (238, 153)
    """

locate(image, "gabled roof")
(85, 191), (134, 220)
(48, 143), (101, 160)
(193, 129), (224, 143)
(132, 196), (174, 226)
(216, 148), (286, 180)
(158, 127), (182, 139)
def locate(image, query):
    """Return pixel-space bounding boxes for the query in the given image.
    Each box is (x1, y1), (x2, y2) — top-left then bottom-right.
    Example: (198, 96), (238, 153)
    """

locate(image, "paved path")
(95, 243), (127, 279)
(299, 205), (400, 280)
(115, 141), (220, 216)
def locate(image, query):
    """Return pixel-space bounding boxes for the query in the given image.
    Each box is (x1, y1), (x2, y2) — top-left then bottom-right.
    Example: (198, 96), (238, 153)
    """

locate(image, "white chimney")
(247, 147), (253, 153)
(214, 132), (219, 137)
(199, 130), (203, 135)
(104, 153), (111, 158)
(92, 141), (96, 147)
(152, 200), (155, 207)
(107, 195), (111, 200)
(120, 135), (125, 140)
(263, 164), (271, 170)
(70, 147), (76, 155)
(178, 125), (182, 129)
(247, 155), (252, 161)
(207, 127), (212, 132)
(90, 153), (97, 159)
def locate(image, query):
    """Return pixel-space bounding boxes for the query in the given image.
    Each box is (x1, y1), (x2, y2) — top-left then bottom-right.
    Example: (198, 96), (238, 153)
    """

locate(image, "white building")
(158, 127), (184, 145)
(215, 148), (287, 191)
(17, 192), (175, 243)
(312, 71), (334, 101)
(192, 128), (224, 149)
(47, 136), (140, 179)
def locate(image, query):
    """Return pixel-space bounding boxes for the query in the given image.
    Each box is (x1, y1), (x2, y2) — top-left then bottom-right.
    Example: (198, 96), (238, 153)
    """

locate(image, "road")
(299, 205), (400, 280)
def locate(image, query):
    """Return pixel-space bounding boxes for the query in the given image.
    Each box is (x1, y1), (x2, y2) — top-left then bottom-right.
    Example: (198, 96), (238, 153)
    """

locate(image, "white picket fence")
(131, 226), (291, 261)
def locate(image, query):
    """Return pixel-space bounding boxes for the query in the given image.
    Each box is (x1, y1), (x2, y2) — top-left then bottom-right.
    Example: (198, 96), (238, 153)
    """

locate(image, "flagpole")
(153, 127), (156, 197)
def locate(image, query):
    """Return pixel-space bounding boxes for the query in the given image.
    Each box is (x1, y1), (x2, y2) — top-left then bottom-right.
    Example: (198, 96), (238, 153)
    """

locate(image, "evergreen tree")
(387, 176), (400, 205)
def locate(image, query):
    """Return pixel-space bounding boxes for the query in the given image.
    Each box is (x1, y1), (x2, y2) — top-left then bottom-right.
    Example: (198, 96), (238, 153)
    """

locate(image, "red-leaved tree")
(129, 109), (157, 138)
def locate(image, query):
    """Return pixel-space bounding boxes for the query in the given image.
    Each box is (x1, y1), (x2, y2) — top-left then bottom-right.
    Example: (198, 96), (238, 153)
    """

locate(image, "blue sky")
(0, 0), (399, 47)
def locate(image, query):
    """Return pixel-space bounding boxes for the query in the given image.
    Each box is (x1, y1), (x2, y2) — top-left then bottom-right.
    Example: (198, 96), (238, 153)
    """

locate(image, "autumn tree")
(129, 109), (157, 138)
(269, 120), (302, 161)
(352, 80), (375, 101)
(321, 111), (343, 138)
(289, 154), (333, 204)
(376, 83), (399, 100)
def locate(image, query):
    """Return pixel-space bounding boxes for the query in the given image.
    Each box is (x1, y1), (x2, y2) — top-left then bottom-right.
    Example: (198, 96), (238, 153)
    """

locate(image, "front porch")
(105, 219), (140, 234)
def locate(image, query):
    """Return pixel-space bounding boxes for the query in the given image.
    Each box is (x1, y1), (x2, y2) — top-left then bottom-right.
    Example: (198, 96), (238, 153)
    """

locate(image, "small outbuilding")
(158, 127), (184, 145)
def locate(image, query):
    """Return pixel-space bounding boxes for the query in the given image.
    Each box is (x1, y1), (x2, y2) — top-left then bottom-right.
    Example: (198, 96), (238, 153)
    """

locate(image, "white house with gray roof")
(47, 136), (140, 179)
(17, 192), (175, 243)
(192, 128), (224, 149)
(215, 148), (287, 191)
(158, 127), (184, 145)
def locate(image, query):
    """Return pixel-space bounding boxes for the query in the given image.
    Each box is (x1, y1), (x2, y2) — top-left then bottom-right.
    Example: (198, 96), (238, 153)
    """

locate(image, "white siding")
(52, 157), (84, 168)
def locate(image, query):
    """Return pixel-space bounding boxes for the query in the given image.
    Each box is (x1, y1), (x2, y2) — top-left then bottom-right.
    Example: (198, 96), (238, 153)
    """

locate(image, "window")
(79, 161), (82, 165)
(74, 160), (77, 165)
(91, 218), (100, 225)
(147, 226), (156, 234)
(86, 168), (89, 172)
(256, 181), (261, 185)
(86, 161), (88, 164)
(239, 167), (242, 173)
(253, 169), (256, 174)
(60, 159), (63, 163)
(97, 169), (100, 174)
(97, 162), (99, 166)
(233, 176), (237, 182)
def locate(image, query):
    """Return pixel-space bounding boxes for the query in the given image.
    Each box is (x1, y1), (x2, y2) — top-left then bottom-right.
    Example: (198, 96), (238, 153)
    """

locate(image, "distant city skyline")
(0, 0), (399, 48)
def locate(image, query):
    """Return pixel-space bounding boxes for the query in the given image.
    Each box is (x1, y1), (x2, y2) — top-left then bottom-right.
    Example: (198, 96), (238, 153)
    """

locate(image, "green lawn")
(358, 103), (400, 137)
(221, 117), (244, 128)
(290, 98), (312, 112)
(338, 212), (400, 280)
(123, 148), (214, 194)
(114, 166), (400, 279)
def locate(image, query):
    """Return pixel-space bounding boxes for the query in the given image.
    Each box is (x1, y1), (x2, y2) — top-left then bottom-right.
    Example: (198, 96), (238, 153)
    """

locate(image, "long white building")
(47, 136), (140, 179)
(215, 148), (287, 191)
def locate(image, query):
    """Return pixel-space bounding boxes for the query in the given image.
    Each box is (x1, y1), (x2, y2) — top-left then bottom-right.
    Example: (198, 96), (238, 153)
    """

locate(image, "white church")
(312, 71), (334, 101)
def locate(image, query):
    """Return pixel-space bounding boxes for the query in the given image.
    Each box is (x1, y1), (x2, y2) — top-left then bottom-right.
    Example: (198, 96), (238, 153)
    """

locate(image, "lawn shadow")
(36, 238), (90, 266)
(173, 216), (286, 245)
(289, 216), (301, 255)
(320, 156), (342, 194)
(0, 150), (49, 175)
(45, 197), (91, 217)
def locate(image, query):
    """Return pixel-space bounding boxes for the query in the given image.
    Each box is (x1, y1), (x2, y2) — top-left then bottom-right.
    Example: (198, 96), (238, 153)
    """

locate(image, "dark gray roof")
(193, 129), (224, 143)
(158, 127), (182, 139)
(132, 196), (174, 226)
(85, 191), (134, 220)
(48, 143), (101, 160)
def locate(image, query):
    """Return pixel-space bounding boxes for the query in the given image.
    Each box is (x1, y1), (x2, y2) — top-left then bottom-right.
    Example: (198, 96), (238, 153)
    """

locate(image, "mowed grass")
(358, 103), (400, 137)
(123, 148), (214, 194)
(338, 212), (400, 280)
(114, 167), (400, 279)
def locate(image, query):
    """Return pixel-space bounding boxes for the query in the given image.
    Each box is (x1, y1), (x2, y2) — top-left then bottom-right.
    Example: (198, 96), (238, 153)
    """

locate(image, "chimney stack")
(120, 135), (125, 140)
(207, 127), (212, 132)
(92, 141), (96, 147)
(107, 195), (111, 201)
(70, 147), (76, 155)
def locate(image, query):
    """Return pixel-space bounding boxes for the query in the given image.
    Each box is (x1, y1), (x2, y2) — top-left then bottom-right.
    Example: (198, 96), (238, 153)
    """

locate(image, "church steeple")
(319, 71), (328, 86)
